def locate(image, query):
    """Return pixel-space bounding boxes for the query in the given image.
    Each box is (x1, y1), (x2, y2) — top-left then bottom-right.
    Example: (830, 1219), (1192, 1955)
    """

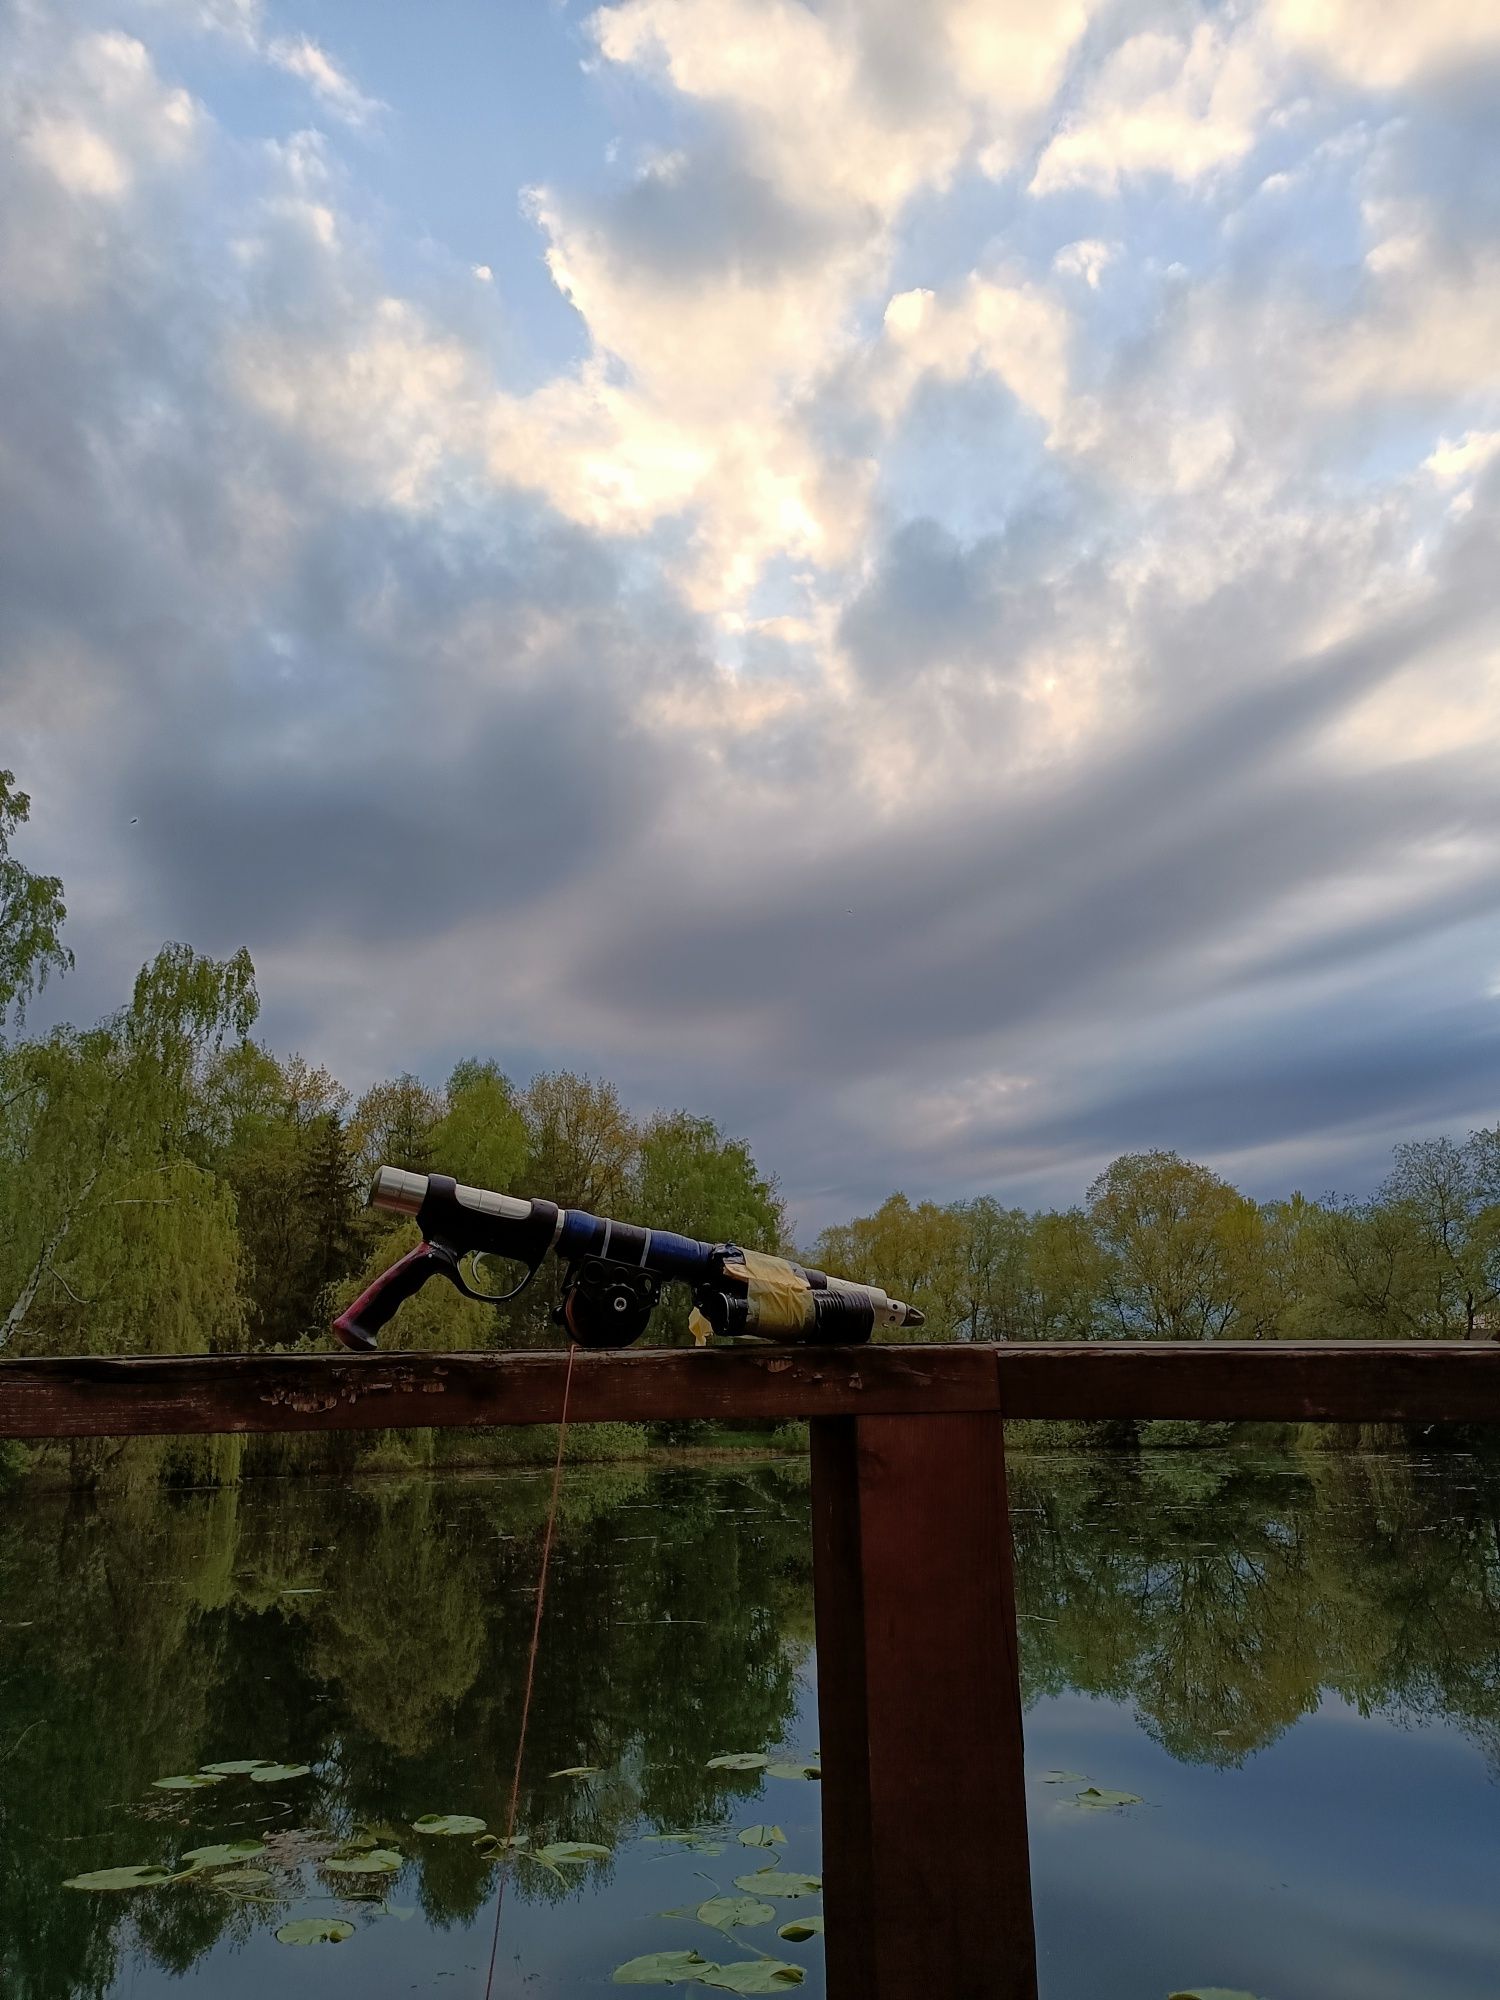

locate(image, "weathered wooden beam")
(993, 1339), (1500, 1422)
(2, 1341), (1498, 1439)
(0, 1344), (999, 1438)
(811, 1413), (1036, 2000)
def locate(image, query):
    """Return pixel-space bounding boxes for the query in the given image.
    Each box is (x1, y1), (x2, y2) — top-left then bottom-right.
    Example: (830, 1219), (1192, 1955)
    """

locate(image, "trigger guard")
(451, 1246), (542, 1306)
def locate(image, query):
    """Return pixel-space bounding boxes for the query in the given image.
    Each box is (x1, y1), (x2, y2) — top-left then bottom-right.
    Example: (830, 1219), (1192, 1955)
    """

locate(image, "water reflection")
(2, 1448), (1498, 1999)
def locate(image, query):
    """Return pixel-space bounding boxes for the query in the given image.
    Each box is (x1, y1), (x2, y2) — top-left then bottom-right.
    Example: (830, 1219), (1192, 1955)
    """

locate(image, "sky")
(2, 0), (1499, 1230)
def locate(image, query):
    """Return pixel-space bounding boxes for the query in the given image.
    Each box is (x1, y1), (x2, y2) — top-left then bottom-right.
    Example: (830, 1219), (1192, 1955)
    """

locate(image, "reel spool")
(556, 1257), (663, 1349)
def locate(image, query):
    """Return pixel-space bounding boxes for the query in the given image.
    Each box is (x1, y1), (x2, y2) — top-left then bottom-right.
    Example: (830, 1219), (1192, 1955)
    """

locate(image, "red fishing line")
(482, 1339), (578, 2000)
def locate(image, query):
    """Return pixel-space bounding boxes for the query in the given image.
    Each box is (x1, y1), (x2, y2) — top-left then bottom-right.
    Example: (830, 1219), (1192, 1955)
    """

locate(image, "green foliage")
(0, 770), (71, 1032)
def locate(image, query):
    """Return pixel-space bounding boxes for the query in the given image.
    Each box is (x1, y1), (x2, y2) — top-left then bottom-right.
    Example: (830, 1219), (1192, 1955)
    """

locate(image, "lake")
(3, 1446), (1499, 1999)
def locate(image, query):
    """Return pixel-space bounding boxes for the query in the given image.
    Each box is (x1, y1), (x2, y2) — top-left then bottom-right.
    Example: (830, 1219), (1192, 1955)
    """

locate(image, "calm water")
(4, 1448), (1500, 2000)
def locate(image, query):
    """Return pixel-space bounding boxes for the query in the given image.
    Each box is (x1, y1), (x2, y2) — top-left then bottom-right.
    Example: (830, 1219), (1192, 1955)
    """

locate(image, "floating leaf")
(206, 1868), (273, 1891)
(1041, 1770), (1086, 1784)
(778, 1917), (823, 1942)
(613, 1949), (715, 1983)
(764, 1762), (821, 1782)
(324, 1849), (403, 1875)
(551, 1765), (601, 1778)
(646, 1833), (723, 1854)
(738, 1825), (785, 1848)
(250, 1763), (311, 1784)
(383, 1904), (418, 1921)
(181, 1842), (267, 1870)
(531, 1841), (611, 1865)
(153, 1773), (224, 1791)
(64, 1865), (180, 1892)
(1073, 1788), (1142, 1810)
(275, 1917), (355, 1945)
(200, 1760), (275, 1776)
(732, 1871), (821, 1899)
(707, 1753), (769, 1772)
(411, 1813), (487, 1836)
(703, 1961), (805, 1991)
(473, 1833), (526, 1859)
(698, 1895), (776, 1930)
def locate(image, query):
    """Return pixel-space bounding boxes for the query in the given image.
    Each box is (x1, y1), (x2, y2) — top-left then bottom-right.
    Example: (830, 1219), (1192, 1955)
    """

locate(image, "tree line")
(2, 768), (1498, 1373)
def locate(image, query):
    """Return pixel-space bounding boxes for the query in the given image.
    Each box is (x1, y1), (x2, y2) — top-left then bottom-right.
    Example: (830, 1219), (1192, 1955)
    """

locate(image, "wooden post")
(810, 1412), (1037, 2000)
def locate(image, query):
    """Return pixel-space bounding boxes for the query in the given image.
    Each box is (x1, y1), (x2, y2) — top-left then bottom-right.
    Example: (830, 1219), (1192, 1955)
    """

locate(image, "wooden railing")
(5, 1340), (1496, 1999)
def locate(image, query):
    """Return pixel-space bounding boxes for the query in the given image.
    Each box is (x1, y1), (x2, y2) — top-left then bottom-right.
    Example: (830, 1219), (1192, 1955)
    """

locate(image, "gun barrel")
(370, 1166), (535, 1227)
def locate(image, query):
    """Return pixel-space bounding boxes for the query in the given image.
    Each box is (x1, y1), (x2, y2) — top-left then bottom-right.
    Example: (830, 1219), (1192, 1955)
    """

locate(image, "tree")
(429, 1059), (529, 1194)
(813, 1192), (967, 1338)
(1379, 1135), (1500, 1339)
(952, 1197), (1037, 1340)
(0, 770), (71, 1032)
(633, 1111), (784, 1250)
(1029, 1208), (1110, 1339)
(522, 1071), (637, 1213)
(632, 1111), (785, 1346)
(196, 1044), (359, 1345)
(0, 944), (256, 1355)
(348, 1072), (442, 1187)
(1085, 1151), (1260, 1340)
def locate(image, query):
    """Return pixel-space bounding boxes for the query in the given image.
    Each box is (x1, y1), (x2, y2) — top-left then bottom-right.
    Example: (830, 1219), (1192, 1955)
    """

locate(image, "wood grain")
(0, 1344), (998, 1438)
(811, 1413), (1036, 2000)
(2, 1341), (1498, 1438)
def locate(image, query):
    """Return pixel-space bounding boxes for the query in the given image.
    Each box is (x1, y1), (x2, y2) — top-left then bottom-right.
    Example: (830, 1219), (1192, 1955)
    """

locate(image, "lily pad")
(764, 1762), (821, 1782)
(1041, 1770), (1086, 1784)
(411, 1813), (487, 1836)
(613, 1949), (715, 1984)
(153, 1773), (225, 1791)
(324, 1849), (403, 1875)
(1073, 1788), (1142, 1810)
(703, 1962), (805, 1992)
(250, 1763), (311, 1784)
(181, 1842), (267, 1870)
(207, 1868), (273, 1891)
(531, 1841), (611, 1865)
(63, 1865), (180, 1892)
(738, 1825), (785, 1847)
(1167, 1991), (1262, 1999)
(473, 1833), (526, 1859)
(732, 1870), (821, 1899)
(707, 1753), (770, 1772)
(698, 1895), (776, 1930)
(200, 1760), (276, 1776)
(778, 1917), (824, 1942)
(551, 1765), (602, 1778)
(646, 1833), (723, 1854)
(275, 1917), (355, 1945)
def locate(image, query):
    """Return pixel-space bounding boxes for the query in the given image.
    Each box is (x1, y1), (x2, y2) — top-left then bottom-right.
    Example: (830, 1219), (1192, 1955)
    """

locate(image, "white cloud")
(1031, 21), (1278, 194)
(1052, 238), (1118, 289)
(1268, 0), (1500, 90)
(268, 34), (383, 127)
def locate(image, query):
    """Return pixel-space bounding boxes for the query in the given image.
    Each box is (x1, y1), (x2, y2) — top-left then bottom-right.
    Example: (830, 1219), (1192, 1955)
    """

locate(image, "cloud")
(1031, 20), (1278, 195)
(1268, 0), (1500, 91)
(267, 33), (384, 128)
(3, 0), (1500, 1231)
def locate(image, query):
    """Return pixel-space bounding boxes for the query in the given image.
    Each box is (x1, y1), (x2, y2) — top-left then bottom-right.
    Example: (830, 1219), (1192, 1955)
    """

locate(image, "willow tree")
(0, 770), (71, 1032)
(0, 943), (256, 1355)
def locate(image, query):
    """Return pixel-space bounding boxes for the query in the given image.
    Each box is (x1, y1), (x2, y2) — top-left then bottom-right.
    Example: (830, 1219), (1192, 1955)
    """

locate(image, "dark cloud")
(4, 1), (1500, 1236)
(576, 135), (857, 286)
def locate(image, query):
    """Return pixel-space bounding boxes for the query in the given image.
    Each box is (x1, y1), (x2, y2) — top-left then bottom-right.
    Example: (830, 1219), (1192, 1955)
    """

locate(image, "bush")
(1137, 1419), (1235, 1450)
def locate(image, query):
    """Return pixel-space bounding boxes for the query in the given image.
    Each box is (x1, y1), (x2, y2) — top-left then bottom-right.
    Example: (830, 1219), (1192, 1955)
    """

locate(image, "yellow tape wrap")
(725, 1248), (815, 1337)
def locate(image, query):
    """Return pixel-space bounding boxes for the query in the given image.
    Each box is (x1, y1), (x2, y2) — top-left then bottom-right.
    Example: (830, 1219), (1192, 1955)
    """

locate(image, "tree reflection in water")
(2, 1447), (1498, 1997)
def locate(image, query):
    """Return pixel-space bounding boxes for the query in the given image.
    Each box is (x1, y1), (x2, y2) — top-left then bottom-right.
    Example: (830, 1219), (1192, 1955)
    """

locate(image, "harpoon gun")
(332, 1166), (925, 1353)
